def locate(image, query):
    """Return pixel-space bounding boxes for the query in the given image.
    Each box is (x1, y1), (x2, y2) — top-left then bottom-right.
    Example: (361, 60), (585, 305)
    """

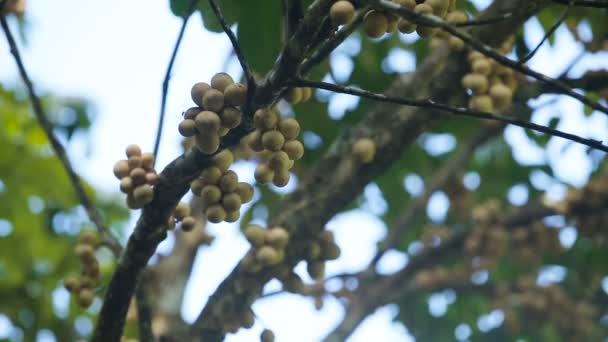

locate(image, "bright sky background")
(0, 0), (606, 341)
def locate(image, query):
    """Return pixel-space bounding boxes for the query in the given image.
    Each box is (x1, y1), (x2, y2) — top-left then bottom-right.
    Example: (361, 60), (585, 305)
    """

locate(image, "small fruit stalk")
(63, 231), (102, 308)
(462, 38), (517, 114)
(180, 73), (246, 154)
(189, 149), (254, 223)
(113, 144), (159, 209)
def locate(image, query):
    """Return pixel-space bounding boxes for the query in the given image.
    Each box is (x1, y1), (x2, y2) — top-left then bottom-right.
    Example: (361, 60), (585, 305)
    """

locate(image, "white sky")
(0, 0), (606, 341)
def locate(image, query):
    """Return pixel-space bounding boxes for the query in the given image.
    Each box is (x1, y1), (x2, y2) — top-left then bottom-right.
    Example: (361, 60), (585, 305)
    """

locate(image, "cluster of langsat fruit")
(509, 222), (562, 267)
(329, 0), (460, 39)
(283, 87), (313, 105)
(190, 149), (254, 223)
(167, 201), (196, 232)
(113, 144), (158, 209)
(494, 279), (598, 338)
(241, 225), (290, 272)
(462, 39), (518, 113)
(430, 10), (468, 50)
(249, 108), (305, 187)
(304, 230), (341, 281)
(179, 73), (246, 154)
(63, 231), (101, 308)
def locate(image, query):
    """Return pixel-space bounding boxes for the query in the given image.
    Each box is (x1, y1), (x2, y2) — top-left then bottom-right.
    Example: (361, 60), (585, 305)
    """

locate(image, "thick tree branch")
(293, 78), (608, 153)
(552, 0), (608, 7)
(0, 7), (122, 255)
(153, 0), (198, 166)
(369, 0), (608, 116)
(283, 0), (304, 42)
(207, 0), (256, 95)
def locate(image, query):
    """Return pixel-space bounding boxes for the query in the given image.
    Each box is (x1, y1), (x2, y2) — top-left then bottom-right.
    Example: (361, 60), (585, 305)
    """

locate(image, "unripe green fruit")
(191, 82), (211, 107)
(195, 133), (220, 154)
(210, 72), (234, 92)
(222, 192), (242, 212)
(235, 182), (254, 203)
(256, 246), (282, 265)
(78, 288), (95, 308)
(472, 59), (492, 76)
(284, 87), (303, 104)
(201, 185), (222, 204)
(195, 111), (221, 133)
(245, 225), (267, 247)
(446, 10), (467, 24)
(133, 184), (154, 205)
(462, 73), (489, 94)
(398, 19), (417, 34)
(261, 329), (275, 342)
(64, 276), (80, 293)
(75, 244), (96, 262)
(469, 95), (494, 112)
(307, 261), (325, 280)
(489, 83), (513, 111)
(128, 156), (142, 169)
(352, 138), (376, 163)
(126, 144), (141, 158)
(262, 130), (285, 151)
(363, 10), (388, 38)
(219, 106), (242, 129)
(181, 216), (196, 231)
(223, 83), (247, 107)
(190, 179), (205, 196)
(219, 170), (238, 192)
(146, 172), (159, 185)
(266, 227), (289, 249)
(200, 166), (222, 184)
(120, 177), (134, 193)
(225, 210), (241, 223)
(113, 160), (130, 179)
(179, 119), (197, 137)
(202, 89), (224, 112)
(206, 204), (227, 223)
(330, 1), (355, 26)
(130, 167), (147, 185)
(211, 149), (234, 172)
(278, 118), (301, 140)
(255, 163), (274, 184)
(268, 151), (291, 172)
(174, 201), (191, 219)
(184, 107), (202, 120)
(272, 169), (290, 187)
(283, 140), (304, 160)
(247, 130), (265, 152)
(254, 109), (278, 130)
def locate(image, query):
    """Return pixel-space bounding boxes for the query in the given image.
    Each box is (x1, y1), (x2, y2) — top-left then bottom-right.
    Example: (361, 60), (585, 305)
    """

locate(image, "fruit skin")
(266, 227), (289, 249)
(245, 225), (266, 247)
(126, 144), (141, 158)
(219, 106), (242, 129)
(179, 119), (197, 137)
(272, 169), (290, 187)
(254, 109), (278, 130)
(113, 160), (130, 179)
(222, 192), (242, 212)
(352, 138), (376, 163)
(181, 216), (196, 231)
(462, 73), (489, 94)
(255, 164), (274, 184)
(201, 185), (222, 205)
(363, 10), (388, 39)
(268, 151), (291, 172)
(283, 140), (304, 160)
(211, 150), (234, 172)
(261, 329), (275, 342)
(206, 204), (227, 223)
(256, 246), (282, 265)
(330, 1), (355, 26)
(278, 118), (300, 140)
(174, 202), (191, 219)
(202, 89), (225, 112)
(284, 87), (303, 104)
(210, 72), (234, 92)
(219, 171), (238, 192)
(195, 111), (221, 133)
(236, 182), (254, 203)
(469, 95), (494, 112)
(133, 184), (154, 205)
(223, 83), (247, 107)
(191, 82), (211, 107)
(262, 130), (286, 151)
(78, 288), (95, 308)
(119, 177), (134, 193)
(489, 83), (513, 111)
(195, 133), (220, 154)
(200, 166), (222, 184)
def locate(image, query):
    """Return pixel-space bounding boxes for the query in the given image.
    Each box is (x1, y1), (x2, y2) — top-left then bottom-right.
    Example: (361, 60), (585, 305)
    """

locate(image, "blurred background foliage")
(0, 0), (606, 340)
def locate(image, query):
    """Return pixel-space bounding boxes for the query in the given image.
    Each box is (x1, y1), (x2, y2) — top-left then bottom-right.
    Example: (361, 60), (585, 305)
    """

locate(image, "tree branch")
(369, 0), (608, 116)
(292, 78), (608, 153)
(153, 0), (198, 166)
(0, 7), (122, 255)
(208, 0), (256, 96)
(518, 3), (570, 64)
(552, 0), (608, 7)
(283, 0), (304, 42)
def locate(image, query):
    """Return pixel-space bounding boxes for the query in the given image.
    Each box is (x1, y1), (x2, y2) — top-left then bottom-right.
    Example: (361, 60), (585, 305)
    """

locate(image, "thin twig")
(370, 0), (608, 116)
(207, 0), (256, 96)
(153, 0), (198, 167)
(552, 0), (608, 8)
(452, 12), (516, 27)
(293, 78), (608, 153)
(519, 3), (570, 64)
(0, 7), (122, 255)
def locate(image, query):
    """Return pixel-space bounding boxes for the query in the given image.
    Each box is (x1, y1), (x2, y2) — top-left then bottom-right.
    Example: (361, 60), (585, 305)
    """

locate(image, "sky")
(0, 0), (607, 341)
